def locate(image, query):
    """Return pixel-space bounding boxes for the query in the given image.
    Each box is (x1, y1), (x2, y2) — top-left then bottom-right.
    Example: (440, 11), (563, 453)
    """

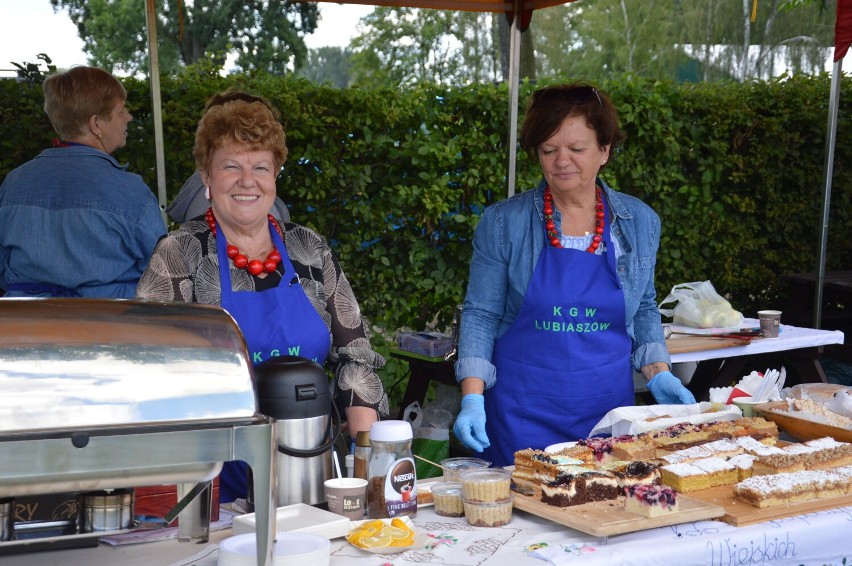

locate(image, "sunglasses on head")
(533, 85), (603, 108)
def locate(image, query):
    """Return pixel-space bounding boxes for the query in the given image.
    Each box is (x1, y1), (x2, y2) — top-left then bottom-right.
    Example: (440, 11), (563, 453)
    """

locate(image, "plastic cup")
(440, 457), (491, 482)
(324, 477), (367, 520)
(733, 396), (761, 417)
(757, 310), (782, 338)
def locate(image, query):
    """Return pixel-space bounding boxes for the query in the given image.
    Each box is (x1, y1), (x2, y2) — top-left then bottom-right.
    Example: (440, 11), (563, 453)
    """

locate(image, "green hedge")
(2, 72), (850, 403)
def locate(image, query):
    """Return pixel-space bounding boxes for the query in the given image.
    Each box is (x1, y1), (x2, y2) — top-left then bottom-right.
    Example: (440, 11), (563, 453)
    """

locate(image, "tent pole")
(145, 0), (168, 225)
(814, 58), (843, 330)
(506, 14), (521, 198)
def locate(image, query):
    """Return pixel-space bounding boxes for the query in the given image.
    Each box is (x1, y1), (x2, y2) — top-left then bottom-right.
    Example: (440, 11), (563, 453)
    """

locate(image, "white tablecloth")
(668, 318), (844, 364)
(6, 503), (851, 566)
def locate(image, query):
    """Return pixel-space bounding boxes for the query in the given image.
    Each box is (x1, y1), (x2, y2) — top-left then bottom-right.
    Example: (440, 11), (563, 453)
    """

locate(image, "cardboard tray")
(511, 484), (724, 538)
(753, 401), (852, 443)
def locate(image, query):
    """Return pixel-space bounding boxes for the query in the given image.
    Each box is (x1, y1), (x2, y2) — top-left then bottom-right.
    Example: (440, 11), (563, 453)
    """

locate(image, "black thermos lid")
(253, 355), (331, 420)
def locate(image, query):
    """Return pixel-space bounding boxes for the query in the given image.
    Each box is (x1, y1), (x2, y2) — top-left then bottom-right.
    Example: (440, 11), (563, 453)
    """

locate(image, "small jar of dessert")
(431, 482), (464, 517)
(440, 456), (491, 482)
(462, 495), (514, 527)
(459, 468), (512, 502)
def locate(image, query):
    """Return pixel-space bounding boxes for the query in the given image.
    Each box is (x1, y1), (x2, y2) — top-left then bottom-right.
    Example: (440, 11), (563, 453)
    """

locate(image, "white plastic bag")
(658, 280), (743, 329)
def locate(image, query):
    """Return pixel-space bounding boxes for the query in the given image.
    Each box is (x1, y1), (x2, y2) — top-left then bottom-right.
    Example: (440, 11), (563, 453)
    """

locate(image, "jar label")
(382, 457), (417, 516)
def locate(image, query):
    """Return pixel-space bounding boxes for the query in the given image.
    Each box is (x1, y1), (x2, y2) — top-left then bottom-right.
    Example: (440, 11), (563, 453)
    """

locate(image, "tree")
(532, 0), (836, 83)
(50, 0), (319, 76)
(349, 7), (503, 88)
(299, 47), (354, 88)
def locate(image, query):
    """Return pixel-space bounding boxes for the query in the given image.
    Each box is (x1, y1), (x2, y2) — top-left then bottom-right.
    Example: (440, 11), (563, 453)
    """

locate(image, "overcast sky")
(0, 0), (372, 76)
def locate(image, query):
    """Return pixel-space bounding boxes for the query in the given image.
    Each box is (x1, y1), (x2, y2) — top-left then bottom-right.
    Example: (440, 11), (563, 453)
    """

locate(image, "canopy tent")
(143, 0), (577, 223)
(815, 0), (851, 328)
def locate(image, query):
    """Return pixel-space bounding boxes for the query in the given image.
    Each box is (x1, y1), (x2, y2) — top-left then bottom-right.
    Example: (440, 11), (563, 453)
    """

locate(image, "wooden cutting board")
(686, 485), (852, 527)
(666, 335), (750, 354)
(511, 486), (725, 537)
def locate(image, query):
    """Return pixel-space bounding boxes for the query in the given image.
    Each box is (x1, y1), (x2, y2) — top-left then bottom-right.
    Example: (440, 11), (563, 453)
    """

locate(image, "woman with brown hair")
(453, 83), (694, 466)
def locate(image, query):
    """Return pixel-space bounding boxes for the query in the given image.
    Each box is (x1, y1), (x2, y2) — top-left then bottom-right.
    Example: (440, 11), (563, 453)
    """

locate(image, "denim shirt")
(455, 178), (670, 388)
(0, 146), (166, 298)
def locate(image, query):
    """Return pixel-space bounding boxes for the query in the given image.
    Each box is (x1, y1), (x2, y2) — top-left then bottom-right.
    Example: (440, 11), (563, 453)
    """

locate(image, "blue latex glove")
(647, 371), (697, 405)
(453, 393), (490, 452)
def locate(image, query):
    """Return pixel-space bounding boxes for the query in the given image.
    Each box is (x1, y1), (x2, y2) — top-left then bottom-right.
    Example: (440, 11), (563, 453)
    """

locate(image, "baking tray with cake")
(508, 416), (852, 538)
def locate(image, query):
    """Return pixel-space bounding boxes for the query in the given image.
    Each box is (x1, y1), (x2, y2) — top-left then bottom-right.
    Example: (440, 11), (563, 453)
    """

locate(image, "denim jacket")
(455, 178), (670, 388)
(0, 146), (166, 298)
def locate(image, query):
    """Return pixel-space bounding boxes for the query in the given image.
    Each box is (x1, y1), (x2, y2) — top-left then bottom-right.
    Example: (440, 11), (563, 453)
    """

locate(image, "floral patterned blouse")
(136, 217), (389, 418)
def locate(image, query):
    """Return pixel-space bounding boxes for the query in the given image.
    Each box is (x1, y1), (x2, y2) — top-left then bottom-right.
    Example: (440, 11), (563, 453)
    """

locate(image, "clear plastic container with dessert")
(440, 457), (491, 482)
(462, 495), (514, 527)
(459, 468), (512, 502)
(430, 482), (465, 517)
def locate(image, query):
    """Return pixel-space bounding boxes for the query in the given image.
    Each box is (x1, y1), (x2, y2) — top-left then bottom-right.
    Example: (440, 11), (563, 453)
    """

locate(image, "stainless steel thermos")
(254, 356), (335, 506)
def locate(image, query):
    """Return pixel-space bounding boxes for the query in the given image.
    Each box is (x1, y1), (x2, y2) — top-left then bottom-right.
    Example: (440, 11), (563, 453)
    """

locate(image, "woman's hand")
(344, 406), (377, 437)
(453, 393), (490, 452)
(646, 371), (696, 405)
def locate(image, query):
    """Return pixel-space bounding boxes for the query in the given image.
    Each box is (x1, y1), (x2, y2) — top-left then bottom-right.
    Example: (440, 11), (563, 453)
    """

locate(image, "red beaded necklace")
(543, 185), (605, 253)
(205, 207), (283, 276)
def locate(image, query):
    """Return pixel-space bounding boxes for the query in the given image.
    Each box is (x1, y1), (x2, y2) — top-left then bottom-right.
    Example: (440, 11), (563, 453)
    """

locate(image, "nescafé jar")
(367, 420), (417, 519)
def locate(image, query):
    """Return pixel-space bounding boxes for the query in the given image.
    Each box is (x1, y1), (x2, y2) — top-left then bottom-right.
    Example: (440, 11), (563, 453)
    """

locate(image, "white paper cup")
(757, 310), (782, 338)
(324, 477), (367, 520)
(733, 396), (762, 417)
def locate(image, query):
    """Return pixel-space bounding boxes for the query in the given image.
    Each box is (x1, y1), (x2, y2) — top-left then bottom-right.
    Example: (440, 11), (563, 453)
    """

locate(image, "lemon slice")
(383, 525), (410, 540)
(360, 531), (393, 548)
(389, 533), (415, 547)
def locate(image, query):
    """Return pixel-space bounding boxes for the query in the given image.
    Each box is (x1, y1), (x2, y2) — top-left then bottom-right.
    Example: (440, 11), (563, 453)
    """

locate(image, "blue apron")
(482, 193), (634, 467)
(3, 283), (80, 297)
(215, 219), (331, 502)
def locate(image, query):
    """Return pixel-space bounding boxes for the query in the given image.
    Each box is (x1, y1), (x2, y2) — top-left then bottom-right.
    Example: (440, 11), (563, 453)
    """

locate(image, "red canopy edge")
(836, 0), (852, 61)
(312, 0), (569, 13)
(312, 0), (572, 30)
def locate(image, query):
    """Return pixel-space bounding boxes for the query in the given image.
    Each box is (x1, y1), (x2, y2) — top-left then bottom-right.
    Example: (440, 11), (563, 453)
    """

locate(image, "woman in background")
(0, 65), (165, 297)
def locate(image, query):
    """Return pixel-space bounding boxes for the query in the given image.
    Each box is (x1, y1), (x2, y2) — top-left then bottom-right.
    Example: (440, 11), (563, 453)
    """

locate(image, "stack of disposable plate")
(231, 503), (350, 539)
(218, 531), (330, 566)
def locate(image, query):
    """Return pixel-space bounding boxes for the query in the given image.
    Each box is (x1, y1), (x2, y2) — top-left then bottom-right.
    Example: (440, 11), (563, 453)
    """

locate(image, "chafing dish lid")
(0, 299), (257, 434)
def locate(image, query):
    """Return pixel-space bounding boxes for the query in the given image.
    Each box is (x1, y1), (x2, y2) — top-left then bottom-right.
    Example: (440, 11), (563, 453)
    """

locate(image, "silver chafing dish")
(0, 299), (276, 565)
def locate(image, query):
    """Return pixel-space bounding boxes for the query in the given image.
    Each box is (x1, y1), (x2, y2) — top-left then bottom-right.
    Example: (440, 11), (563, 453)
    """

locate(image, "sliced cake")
(624, 484), (680, 517)
(690, 457), (738, 488)
(658, 445), (714, 466)
(610, 461), (661, 489)
(733, 469), (848, 508)
(728, 453), (758, 481)
(512, 448), (590, 485)
(577, 470), (621, 503)
(540, 473), (582, 507)
(735, 436), (786, 457)
(660, 462), (710, 492)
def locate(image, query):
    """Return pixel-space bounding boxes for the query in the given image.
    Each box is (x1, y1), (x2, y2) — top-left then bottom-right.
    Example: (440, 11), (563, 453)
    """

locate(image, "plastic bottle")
(354, 430), (371, 481)
(366, 420), (417, 519)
